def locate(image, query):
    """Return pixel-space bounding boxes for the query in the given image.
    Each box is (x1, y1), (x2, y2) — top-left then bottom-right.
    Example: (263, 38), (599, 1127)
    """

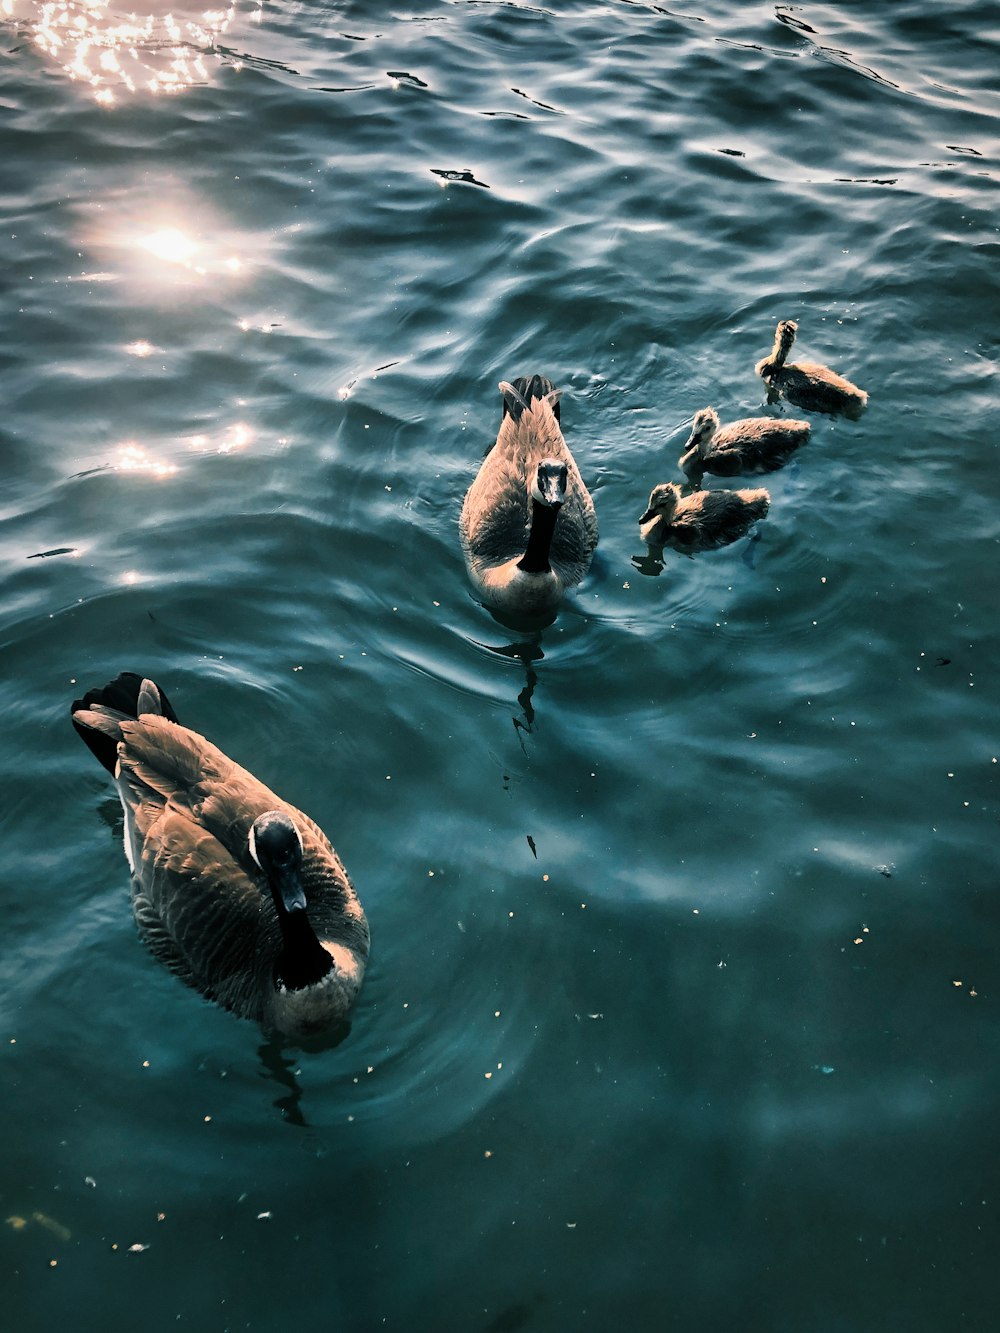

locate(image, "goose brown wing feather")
(117, 713), (361, 933)
(134, 805), (272, 1020)
(461, 473), (530, 572)
(131, 889), (199, 987)
(117, 714), (285, 850)
(118, 714), (243, 803)
(549, 489), (599, 579)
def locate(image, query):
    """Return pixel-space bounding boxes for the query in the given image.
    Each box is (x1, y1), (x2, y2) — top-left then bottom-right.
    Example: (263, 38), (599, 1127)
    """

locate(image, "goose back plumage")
(459, 376), (598, 615)
(71, 672), (369, 1040)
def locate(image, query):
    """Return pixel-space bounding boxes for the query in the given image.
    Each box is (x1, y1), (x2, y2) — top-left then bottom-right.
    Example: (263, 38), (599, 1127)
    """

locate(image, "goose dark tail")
(71, 671), (179, 774)
(501, 374), (561, 425)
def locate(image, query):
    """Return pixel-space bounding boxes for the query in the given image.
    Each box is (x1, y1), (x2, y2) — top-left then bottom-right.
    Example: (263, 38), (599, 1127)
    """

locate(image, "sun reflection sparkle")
(220, 422), (253, 453)
(185, 421), (255, 454)
(20, 0), (265, 103)
(91, 207), (256, 284)
(115, 442), (178, 477)
(141, 228), (200, 265)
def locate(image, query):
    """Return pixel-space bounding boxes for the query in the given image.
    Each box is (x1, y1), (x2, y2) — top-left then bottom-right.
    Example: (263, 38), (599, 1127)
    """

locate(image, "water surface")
(2, 2), (999, 1329)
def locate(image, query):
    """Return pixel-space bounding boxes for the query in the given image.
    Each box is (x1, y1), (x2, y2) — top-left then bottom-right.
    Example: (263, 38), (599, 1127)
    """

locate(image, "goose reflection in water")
(259, 1020), (360, 1126)
(257, 1035), (309, 1126)
(474, 637), (544, 746)
(256, 1028), (355, 1129)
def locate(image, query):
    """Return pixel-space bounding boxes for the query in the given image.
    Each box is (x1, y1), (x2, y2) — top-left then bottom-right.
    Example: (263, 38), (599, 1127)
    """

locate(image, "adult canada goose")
(71, 672), (369, 1041)
(459, 375), (598, 620)
(755, 320), (868, 417)
(639, 482), (770, 553)
(678, 406), (810, 486)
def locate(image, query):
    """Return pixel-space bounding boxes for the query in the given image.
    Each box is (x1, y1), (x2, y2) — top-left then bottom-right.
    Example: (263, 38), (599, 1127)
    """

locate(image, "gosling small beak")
(639, 508), (655, 524)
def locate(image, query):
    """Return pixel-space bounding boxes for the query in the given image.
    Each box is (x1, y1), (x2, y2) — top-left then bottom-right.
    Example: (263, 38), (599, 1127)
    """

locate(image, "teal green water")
(2, 2), (999, 1329)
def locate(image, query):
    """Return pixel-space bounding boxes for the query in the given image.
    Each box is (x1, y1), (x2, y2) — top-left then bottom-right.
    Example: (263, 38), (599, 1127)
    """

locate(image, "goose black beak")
(533, 459), (568, 509)
(277, 869), (308, 914)
(639, 508), (655, 524)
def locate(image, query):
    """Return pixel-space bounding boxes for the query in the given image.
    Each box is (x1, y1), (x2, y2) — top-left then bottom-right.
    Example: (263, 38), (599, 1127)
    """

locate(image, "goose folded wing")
(462, 476), (529, 565)
(550, 488), (599, 573)
(117, 716), (289, 851)
(105, 713), (228, 798)
(134, 808), (270, 1018)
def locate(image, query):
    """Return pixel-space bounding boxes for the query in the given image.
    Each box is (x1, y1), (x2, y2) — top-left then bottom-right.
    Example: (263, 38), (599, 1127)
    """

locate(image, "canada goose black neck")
(274, 907), (334, 992)
(251, 809), (335, 991)
(517, 498), (559, 574)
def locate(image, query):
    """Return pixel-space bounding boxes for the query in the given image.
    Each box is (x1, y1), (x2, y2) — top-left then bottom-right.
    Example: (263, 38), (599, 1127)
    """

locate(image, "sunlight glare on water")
(127, 220), (248, 279)
(76, 195), (259, 289)
(20, 0), (261, 101)
(115, 441), (179, 477)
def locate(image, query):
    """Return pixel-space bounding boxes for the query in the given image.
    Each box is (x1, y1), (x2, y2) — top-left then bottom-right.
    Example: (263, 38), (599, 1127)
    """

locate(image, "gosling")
(639, 482), (770, 554)
(755, 320), (867, 417)
(679, 407), (810, 486)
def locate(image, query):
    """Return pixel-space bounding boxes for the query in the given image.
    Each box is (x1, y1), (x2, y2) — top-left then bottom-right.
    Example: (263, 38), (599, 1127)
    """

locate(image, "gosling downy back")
(755, 320), (868, 417)
(678, 406), (810, 483)
(639, 482), (770, 553)
(459, 375), (598, 620)
(71, 672), (369, 1042)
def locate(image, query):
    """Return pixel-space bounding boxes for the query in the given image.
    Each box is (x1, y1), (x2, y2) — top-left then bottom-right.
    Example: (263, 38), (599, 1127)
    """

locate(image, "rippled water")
(2, 1), (998, 1328)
